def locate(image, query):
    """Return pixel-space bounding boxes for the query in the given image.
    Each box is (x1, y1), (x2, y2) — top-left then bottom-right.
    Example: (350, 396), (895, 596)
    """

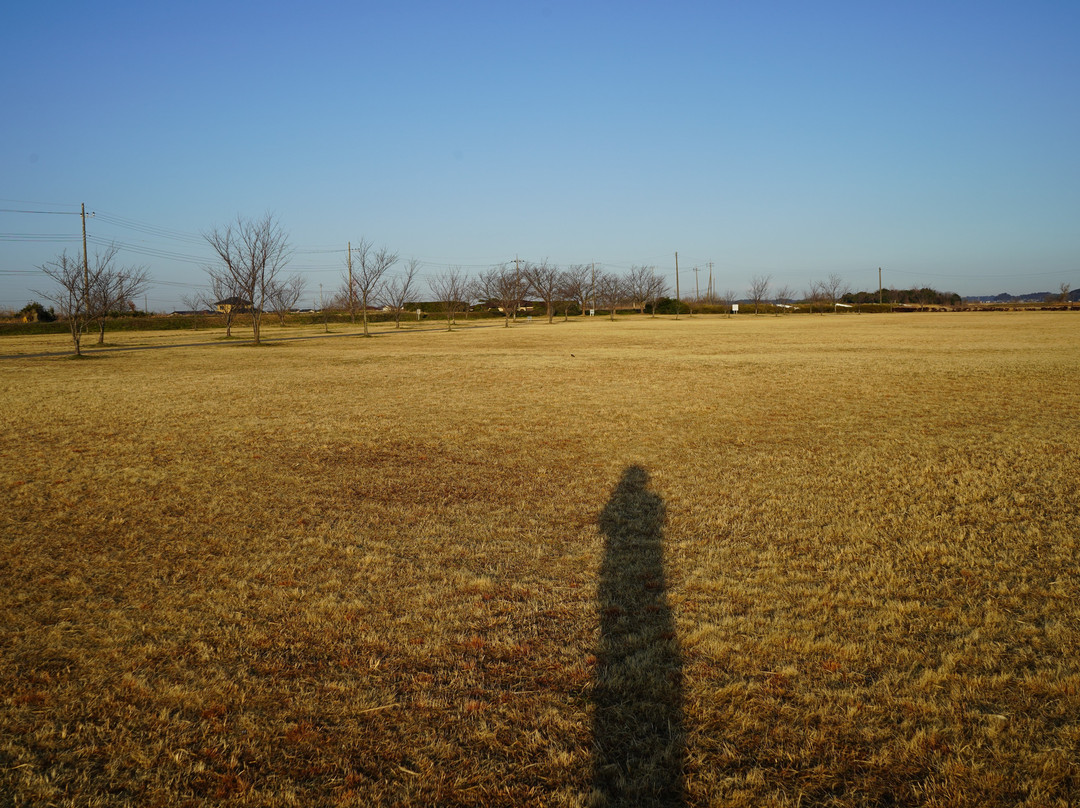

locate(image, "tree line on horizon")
(33, 212), (1062, 354)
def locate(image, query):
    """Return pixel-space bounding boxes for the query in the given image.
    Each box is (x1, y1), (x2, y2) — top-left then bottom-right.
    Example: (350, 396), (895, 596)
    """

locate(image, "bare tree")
(180, 292), (206, 329)
(558, 264), (591, 318)
(266, 274), (307, 326)
(594, 271), (625, 321)
(85, 244), (150, 344)
(821, 273), (851, 310)
(748, 274), (772, 315)
(34, 250), (97, 356)
(344, 240), (398, 337)
(1061, 282), (1072, 303)
(203, 267), (245, 337)
(34, 245), (150, 355)
(773, 284), (793, 316)
(477, 264), (528, 328)
(555, 272), (573, 321)
(721, 288), (737, 317)
(461, 276), (484, 321)
(429, 268), (468, 331)
(204, 213), (291, 345)
(646, 269), (669, 317)
(523, 260), (561, 323)
(805, 280), (827, 315)
(624, 265), (654, 314)
(381, 258), (421, 328)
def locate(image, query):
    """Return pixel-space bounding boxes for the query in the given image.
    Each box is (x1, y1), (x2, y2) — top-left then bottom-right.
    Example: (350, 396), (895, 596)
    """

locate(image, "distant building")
(215, 297), (253, 314)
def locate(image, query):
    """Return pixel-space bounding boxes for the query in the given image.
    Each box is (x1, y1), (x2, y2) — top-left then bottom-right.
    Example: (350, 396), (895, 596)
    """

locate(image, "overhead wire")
(93, 211), (207, 246)
(0, 234), (82, 242)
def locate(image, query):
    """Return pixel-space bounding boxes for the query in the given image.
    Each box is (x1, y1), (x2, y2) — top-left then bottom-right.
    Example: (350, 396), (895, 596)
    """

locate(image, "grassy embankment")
(2, 312), (1078, 806)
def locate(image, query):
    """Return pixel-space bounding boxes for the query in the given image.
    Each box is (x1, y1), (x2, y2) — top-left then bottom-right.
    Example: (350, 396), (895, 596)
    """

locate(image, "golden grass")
(1, 312), (1078, 806)
(0, 318), (445, 357)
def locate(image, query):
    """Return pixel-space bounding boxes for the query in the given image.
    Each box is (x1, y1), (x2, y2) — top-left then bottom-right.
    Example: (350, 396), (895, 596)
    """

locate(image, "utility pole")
(348, 242), (355, 324)
(878, 267), (883, 307)
(707, 262), (714, 303)
(81, 203), (90, 312)
(693, 266), (700, 304)
(674, 252), (680, 320)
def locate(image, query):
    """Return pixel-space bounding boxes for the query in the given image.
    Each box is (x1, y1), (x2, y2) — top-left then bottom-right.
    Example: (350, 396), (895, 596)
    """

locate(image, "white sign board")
(731, 304), (739, 313)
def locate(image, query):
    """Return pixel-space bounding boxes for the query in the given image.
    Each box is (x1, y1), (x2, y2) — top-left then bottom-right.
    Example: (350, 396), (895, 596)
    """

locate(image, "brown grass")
(1, 312), (1078, 806)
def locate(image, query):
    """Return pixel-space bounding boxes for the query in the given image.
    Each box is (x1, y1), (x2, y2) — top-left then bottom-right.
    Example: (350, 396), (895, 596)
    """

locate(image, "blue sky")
(2, 1), (1078, 310)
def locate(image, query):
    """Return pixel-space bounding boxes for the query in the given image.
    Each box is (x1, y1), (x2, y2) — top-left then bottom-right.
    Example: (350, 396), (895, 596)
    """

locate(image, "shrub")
(18, 301), (56, 323)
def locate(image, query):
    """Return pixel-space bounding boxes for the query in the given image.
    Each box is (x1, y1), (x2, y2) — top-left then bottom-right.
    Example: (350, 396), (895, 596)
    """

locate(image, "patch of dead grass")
(1, 312), (1078, 806)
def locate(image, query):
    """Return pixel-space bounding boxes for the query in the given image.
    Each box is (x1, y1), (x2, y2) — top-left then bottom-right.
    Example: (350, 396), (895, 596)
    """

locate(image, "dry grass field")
(2, 312), (1078, 807)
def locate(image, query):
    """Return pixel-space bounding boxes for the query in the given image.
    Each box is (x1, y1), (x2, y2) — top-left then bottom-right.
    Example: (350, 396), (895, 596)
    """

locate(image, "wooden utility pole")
(707, 261), (714, 302)
(878, 267), (883, 307)
(81, 203), (90, 312)
(348, 242), (355, 324)
(674, 252), (680, 320)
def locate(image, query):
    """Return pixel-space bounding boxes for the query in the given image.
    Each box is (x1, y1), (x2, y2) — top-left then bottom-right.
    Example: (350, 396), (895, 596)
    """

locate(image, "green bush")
(18, 301), (56, 322)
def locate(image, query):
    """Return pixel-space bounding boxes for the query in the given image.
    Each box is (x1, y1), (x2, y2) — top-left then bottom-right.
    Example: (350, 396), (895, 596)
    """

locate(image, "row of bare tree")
(740, 273), (854, 315)
(195, 217), (419, 341)
(322, 255), (672, 331)
(34, 210), (881, 355)
(424, 262), (673, 330)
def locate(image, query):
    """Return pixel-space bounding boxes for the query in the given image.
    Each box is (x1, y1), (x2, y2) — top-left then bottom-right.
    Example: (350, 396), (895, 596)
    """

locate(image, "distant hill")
(963, 289), (1080, 303)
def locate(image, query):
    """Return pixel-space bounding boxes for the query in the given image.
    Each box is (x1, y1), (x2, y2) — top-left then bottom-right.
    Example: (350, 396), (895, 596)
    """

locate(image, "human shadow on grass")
(591, 465), (685, 807)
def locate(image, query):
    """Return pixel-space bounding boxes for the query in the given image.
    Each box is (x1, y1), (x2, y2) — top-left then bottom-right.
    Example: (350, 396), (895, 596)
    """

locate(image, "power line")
(0, 208), (82, 215)
(93, 212), (206, 246)
(85, 235), (210, 265)
(0, 234), (82, 242)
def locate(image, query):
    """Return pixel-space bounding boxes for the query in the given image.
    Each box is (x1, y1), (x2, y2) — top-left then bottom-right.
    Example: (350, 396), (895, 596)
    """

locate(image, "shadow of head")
(599, 465), (664, 542)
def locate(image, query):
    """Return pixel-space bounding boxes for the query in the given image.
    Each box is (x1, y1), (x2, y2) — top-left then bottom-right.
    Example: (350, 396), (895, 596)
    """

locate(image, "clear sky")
(3, 1), (1078, 310)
